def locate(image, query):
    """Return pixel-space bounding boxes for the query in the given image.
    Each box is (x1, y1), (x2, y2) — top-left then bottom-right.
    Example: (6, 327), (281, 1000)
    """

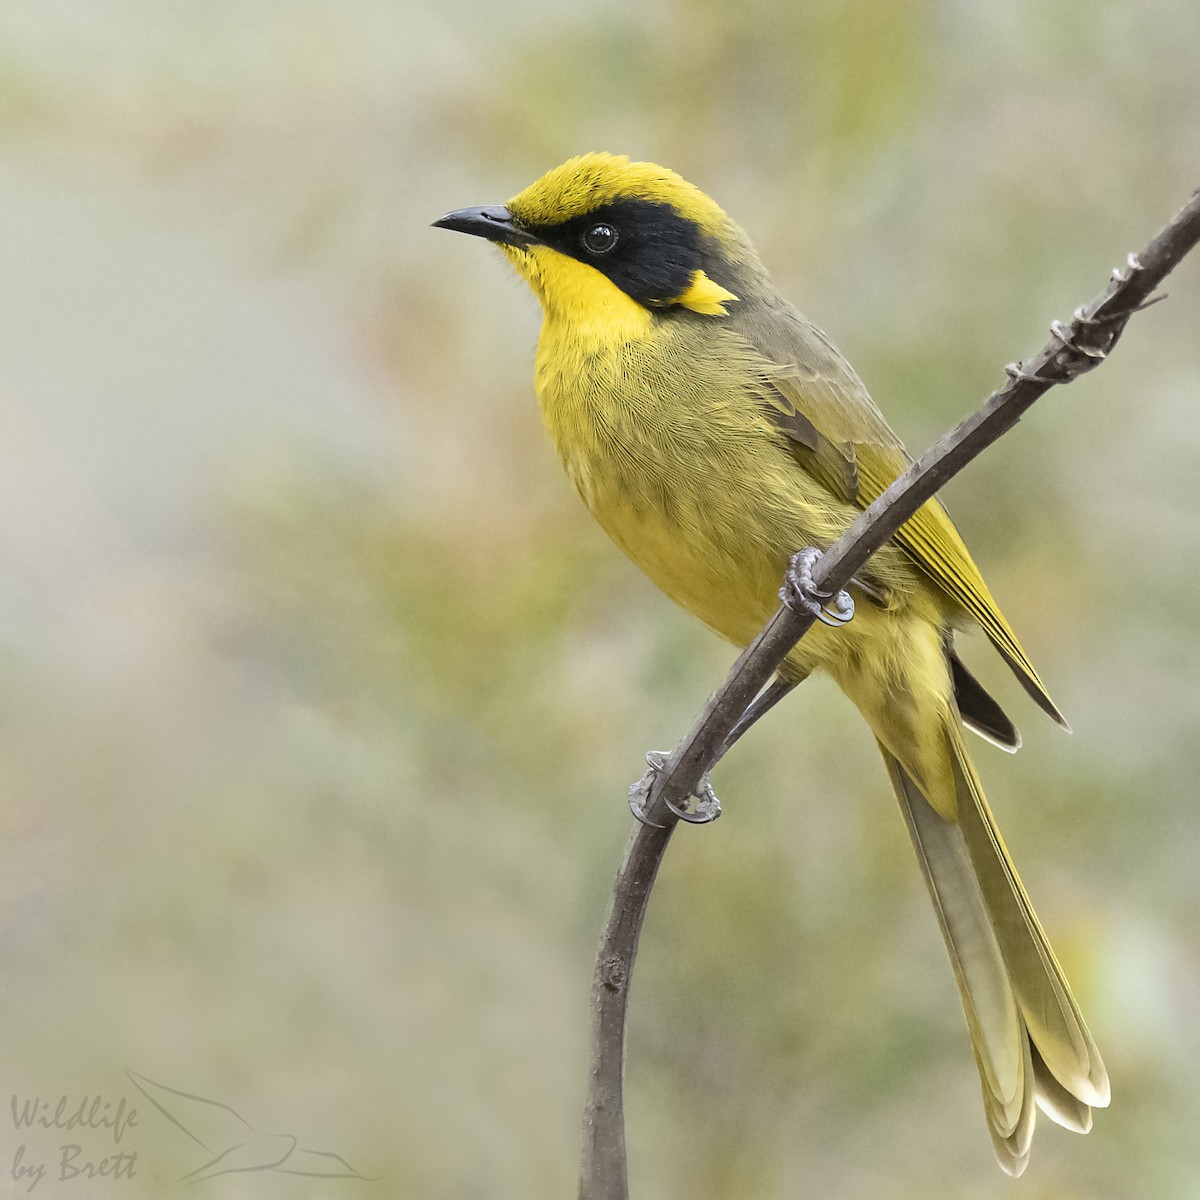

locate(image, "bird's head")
(434, 154), (766, 324)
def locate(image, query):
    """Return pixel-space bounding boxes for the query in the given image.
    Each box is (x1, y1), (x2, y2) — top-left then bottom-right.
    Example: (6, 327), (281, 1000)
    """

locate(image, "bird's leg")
(715, 675), (799, 764)
(780, 546), (855, 627)
(629, 547), (853, 830)
(629, 751), (722, 827)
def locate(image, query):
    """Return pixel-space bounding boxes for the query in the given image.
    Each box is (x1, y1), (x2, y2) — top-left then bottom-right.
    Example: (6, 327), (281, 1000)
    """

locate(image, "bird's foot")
(780, 547), (855, 628)
(628, 751), (722, 827)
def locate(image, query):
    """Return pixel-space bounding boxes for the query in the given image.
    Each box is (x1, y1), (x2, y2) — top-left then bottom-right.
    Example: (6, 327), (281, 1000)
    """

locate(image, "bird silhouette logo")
(126, 1071), (378, 1183)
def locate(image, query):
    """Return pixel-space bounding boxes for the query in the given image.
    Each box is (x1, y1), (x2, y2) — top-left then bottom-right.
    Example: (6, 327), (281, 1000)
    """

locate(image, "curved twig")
(579, 187), (1200, 1200)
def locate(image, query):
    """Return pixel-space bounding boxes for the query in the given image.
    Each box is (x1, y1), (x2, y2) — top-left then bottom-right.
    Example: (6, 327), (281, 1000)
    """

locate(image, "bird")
(433, 153), (1109, 1174)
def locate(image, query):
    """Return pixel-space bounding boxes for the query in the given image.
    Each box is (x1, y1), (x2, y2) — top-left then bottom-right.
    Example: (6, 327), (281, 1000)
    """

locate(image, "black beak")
(431, 205), (539, 249)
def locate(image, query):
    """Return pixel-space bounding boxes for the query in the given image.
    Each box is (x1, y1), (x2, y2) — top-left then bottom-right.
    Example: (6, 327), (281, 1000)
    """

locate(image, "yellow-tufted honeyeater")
(434, 154), (1108, 1174)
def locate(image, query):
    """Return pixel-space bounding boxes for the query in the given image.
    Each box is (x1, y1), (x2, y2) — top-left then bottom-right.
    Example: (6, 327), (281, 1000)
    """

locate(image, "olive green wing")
(747, 307), (1066, 729)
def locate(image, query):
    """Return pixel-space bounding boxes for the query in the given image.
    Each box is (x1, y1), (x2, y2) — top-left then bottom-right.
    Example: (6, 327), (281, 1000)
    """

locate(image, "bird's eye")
(581, 223), (619, 256)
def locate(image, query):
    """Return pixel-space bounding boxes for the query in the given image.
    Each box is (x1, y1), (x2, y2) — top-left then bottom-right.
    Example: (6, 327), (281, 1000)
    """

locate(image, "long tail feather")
(948, 728), (1110, 1109)
(881, 735), (1107, 1175)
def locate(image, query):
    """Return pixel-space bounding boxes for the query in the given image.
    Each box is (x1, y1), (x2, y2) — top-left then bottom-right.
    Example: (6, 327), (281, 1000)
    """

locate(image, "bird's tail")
(879, 726), (1109, 1175)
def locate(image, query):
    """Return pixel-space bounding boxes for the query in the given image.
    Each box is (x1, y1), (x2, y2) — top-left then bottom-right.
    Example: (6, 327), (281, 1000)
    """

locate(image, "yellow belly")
(540, 319), (889, 641)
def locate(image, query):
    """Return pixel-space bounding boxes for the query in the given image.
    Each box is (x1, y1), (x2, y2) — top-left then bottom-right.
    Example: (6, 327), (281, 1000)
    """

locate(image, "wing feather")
(745, 304), (1065, 726)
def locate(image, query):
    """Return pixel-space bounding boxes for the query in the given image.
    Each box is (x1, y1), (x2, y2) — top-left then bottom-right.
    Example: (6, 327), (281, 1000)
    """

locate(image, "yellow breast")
(533, 291), (845, 648)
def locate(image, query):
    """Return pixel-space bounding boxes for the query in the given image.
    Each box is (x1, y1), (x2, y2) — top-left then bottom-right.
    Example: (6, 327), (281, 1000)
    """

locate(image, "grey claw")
(628, 795), (667, 827)
(665, 776), (722, 824)
(780, 547), (854, 628)
(628, 752), (669, 827)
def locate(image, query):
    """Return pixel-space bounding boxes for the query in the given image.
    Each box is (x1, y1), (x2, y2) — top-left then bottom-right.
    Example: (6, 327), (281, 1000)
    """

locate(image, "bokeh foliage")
(0, 1), (1198, 1196)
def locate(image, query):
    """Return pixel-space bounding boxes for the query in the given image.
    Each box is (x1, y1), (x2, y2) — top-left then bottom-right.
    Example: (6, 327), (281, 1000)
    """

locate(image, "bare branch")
(579, 186), (1200, 1200)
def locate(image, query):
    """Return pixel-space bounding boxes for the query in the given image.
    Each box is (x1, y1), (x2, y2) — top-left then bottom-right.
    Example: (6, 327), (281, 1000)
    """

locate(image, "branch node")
(1110, 251), (1146, 284)
(1004, 359), (1054, 385)
(600, 955), (628, 994)
(1049, 319), (1108, 362)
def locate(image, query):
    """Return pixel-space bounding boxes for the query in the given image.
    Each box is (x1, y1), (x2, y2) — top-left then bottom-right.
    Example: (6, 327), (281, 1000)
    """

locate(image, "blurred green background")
(1, 1), (1198, 1197)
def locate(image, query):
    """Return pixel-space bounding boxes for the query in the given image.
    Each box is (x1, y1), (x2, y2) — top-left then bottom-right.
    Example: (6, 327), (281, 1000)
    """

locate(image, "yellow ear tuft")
(675, 270), (738, 316)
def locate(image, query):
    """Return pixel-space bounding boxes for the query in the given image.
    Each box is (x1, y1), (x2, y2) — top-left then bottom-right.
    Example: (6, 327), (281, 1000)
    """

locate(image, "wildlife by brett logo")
(8, 1074), (376, 1190)
(126, 1072), (376, 1182)
(9, 1092), (139, 1191)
